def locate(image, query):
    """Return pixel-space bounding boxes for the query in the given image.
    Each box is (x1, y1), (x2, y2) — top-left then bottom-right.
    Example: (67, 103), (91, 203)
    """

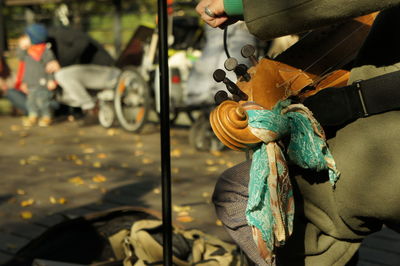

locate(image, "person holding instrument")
(196, 0), (400, 265)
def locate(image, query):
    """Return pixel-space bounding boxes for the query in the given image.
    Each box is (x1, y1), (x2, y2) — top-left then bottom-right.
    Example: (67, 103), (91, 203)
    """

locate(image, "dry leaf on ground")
(135, 171), (144, 177)
(93, 162), (102, 168)
(69, 176), (85, 185)
(211, 150), (222, 157)
(173, 205), (192, 213)
(96, 153), (107, 159)
(20, 211), (33, 219)
(58, 197), (67, 204)
(92, 174), (107, 183)
(136, 142), (144, 148)
(83, 148), (95, 154)
(205, 159), (215, 166)
(172, 167), (179, 174)
(134, 150), (144, 156)
(49, 196), (57, 204)
(20, 198), (35, 207)
(206, 166), (219, 172)
(16, 189), (26, 195)
(171, 149), (182, 158)
(142, 158), (154, 164)
(176, 216), (194, 223)
(107, 129), (117, 136)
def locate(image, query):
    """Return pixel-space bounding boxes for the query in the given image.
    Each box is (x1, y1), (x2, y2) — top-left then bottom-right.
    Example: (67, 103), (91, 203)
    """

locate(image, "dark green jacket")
(225, 0), (400, 40)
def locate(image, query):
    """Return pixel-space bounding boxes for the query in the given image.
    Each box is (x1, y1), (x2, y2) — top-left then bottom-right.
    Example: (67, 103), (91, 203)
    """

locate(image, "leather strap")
(303, 70), (400, 127)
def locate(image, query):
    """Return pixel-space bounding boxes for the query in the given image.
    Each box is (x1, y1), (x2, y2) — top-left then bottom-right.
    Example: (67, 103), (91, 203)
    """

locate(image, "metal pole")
(157, 0), (173, 265)
(0, 0), (7, 53)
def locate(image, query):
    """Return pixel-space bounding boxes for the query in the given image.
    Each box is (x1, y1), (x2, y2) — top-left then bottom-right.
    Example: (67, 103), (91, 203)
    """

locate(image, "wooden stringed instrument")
(209, 13), (377, 151)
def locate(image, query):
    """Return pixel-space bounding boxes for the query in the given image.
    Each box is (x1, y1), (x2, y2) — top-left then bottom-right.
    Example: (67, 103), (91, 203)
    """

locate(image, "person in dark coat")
(196, 0), (400, 265)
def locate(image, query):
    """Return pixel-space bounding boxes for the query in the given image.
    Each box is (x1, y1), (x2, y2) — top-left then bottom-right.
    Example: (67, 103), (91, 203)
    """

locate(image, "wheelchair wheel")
(98, 101), (115, 128)
(189, 114), (225, 152)
(114, 67), (150, 133)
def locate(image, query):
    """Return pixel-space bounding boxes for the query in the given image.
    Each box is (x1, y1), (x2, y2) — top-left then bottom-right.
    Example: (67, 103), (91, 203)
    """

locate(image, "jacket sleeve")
(242, 0), (400, 40)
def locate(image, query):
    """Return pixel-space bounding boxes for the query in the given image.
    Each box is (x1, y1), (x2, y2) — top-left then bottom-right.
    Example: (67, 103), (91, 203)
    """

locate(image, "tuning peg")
(224, 57), (251, 82)
(213, 69), (226, 83)
(213, 69), (248, 101)
(235, 64), (251, 82)
(214, 90), (229, 105)
(241, 44), (258, 66)
(224, 57), (238, 72)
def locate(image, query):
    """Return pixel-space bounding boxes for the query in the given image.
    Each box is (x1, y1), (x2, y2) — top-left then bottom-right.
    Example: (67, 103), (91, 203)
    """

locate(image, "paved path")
(0, 116), (398, 265)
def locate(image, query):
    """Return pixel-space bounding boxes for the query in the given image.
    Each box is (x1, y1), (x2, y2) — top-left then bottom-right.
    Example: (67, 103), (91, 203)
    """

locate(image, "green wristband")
(223, 0), (243, 16)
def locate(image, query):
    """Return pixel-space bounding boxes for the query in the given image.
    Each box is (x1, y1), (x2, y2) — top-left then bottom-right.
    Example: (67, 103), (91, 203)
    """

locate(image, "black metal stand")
(0, 0), (7, 53)
(157, 0), (173, 265)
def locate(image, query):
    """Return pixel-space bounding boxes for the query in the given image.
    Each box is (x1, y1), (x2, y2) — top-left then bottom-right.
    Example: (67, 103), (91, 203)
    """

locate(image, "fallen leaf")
(211, 150), (222, 157)
(218, 159), (226, 165)
(142, 158), (154, 164)
(202, 192), (210, 198)
(172, 167), (179, 174)
(92, 174), (107, 183)
(66, 154), (78, 161)
(176, 216), (194, 223)
(16, 189), (26, 195)
(83, 148), (95, 154)
(135, 171), (144, 177)
(226, 161), (235, 168)
(100, 187), (108, 194)
(171, 149), (182, 158)
(206, 166), (219, 172)
(205, 159), (215, 166)
(69, 176), (85, 185)
(216, 219), (223, 226)
(134, 150), (144, 156)
(173, 205), (192, 213)
(107, 129), (117, 136)
(58, 197), (67, 204)
(11, 125), (22, 131)
(93, 162), (102, 168)
(96, 153), (107, 159)
(19, 131), (29, 137)
(27, 155), (41, 164)
(20, 211), (33, 219)
(19, 159), (28, 165)
(20, 198), (35, 207)
(89, 184), (99, 189)
(49, 196), (57, 204)
(177, 211), (189, 216)
(153, 188), (161, 194)
(136, 142), (144, 148)
(75, 159), (83, 165)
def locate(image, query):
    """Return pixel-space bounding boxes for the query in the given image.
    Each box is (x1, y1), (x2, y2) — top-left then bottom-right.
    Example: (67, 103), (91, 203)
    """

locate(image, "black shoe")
(77, 110), (98, 126)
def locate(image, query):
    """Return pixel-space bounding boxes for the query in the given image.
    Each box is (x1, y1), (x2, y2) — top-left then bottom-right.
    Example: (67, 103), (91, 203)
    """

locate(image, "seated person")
(0, 53), (28, 115)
